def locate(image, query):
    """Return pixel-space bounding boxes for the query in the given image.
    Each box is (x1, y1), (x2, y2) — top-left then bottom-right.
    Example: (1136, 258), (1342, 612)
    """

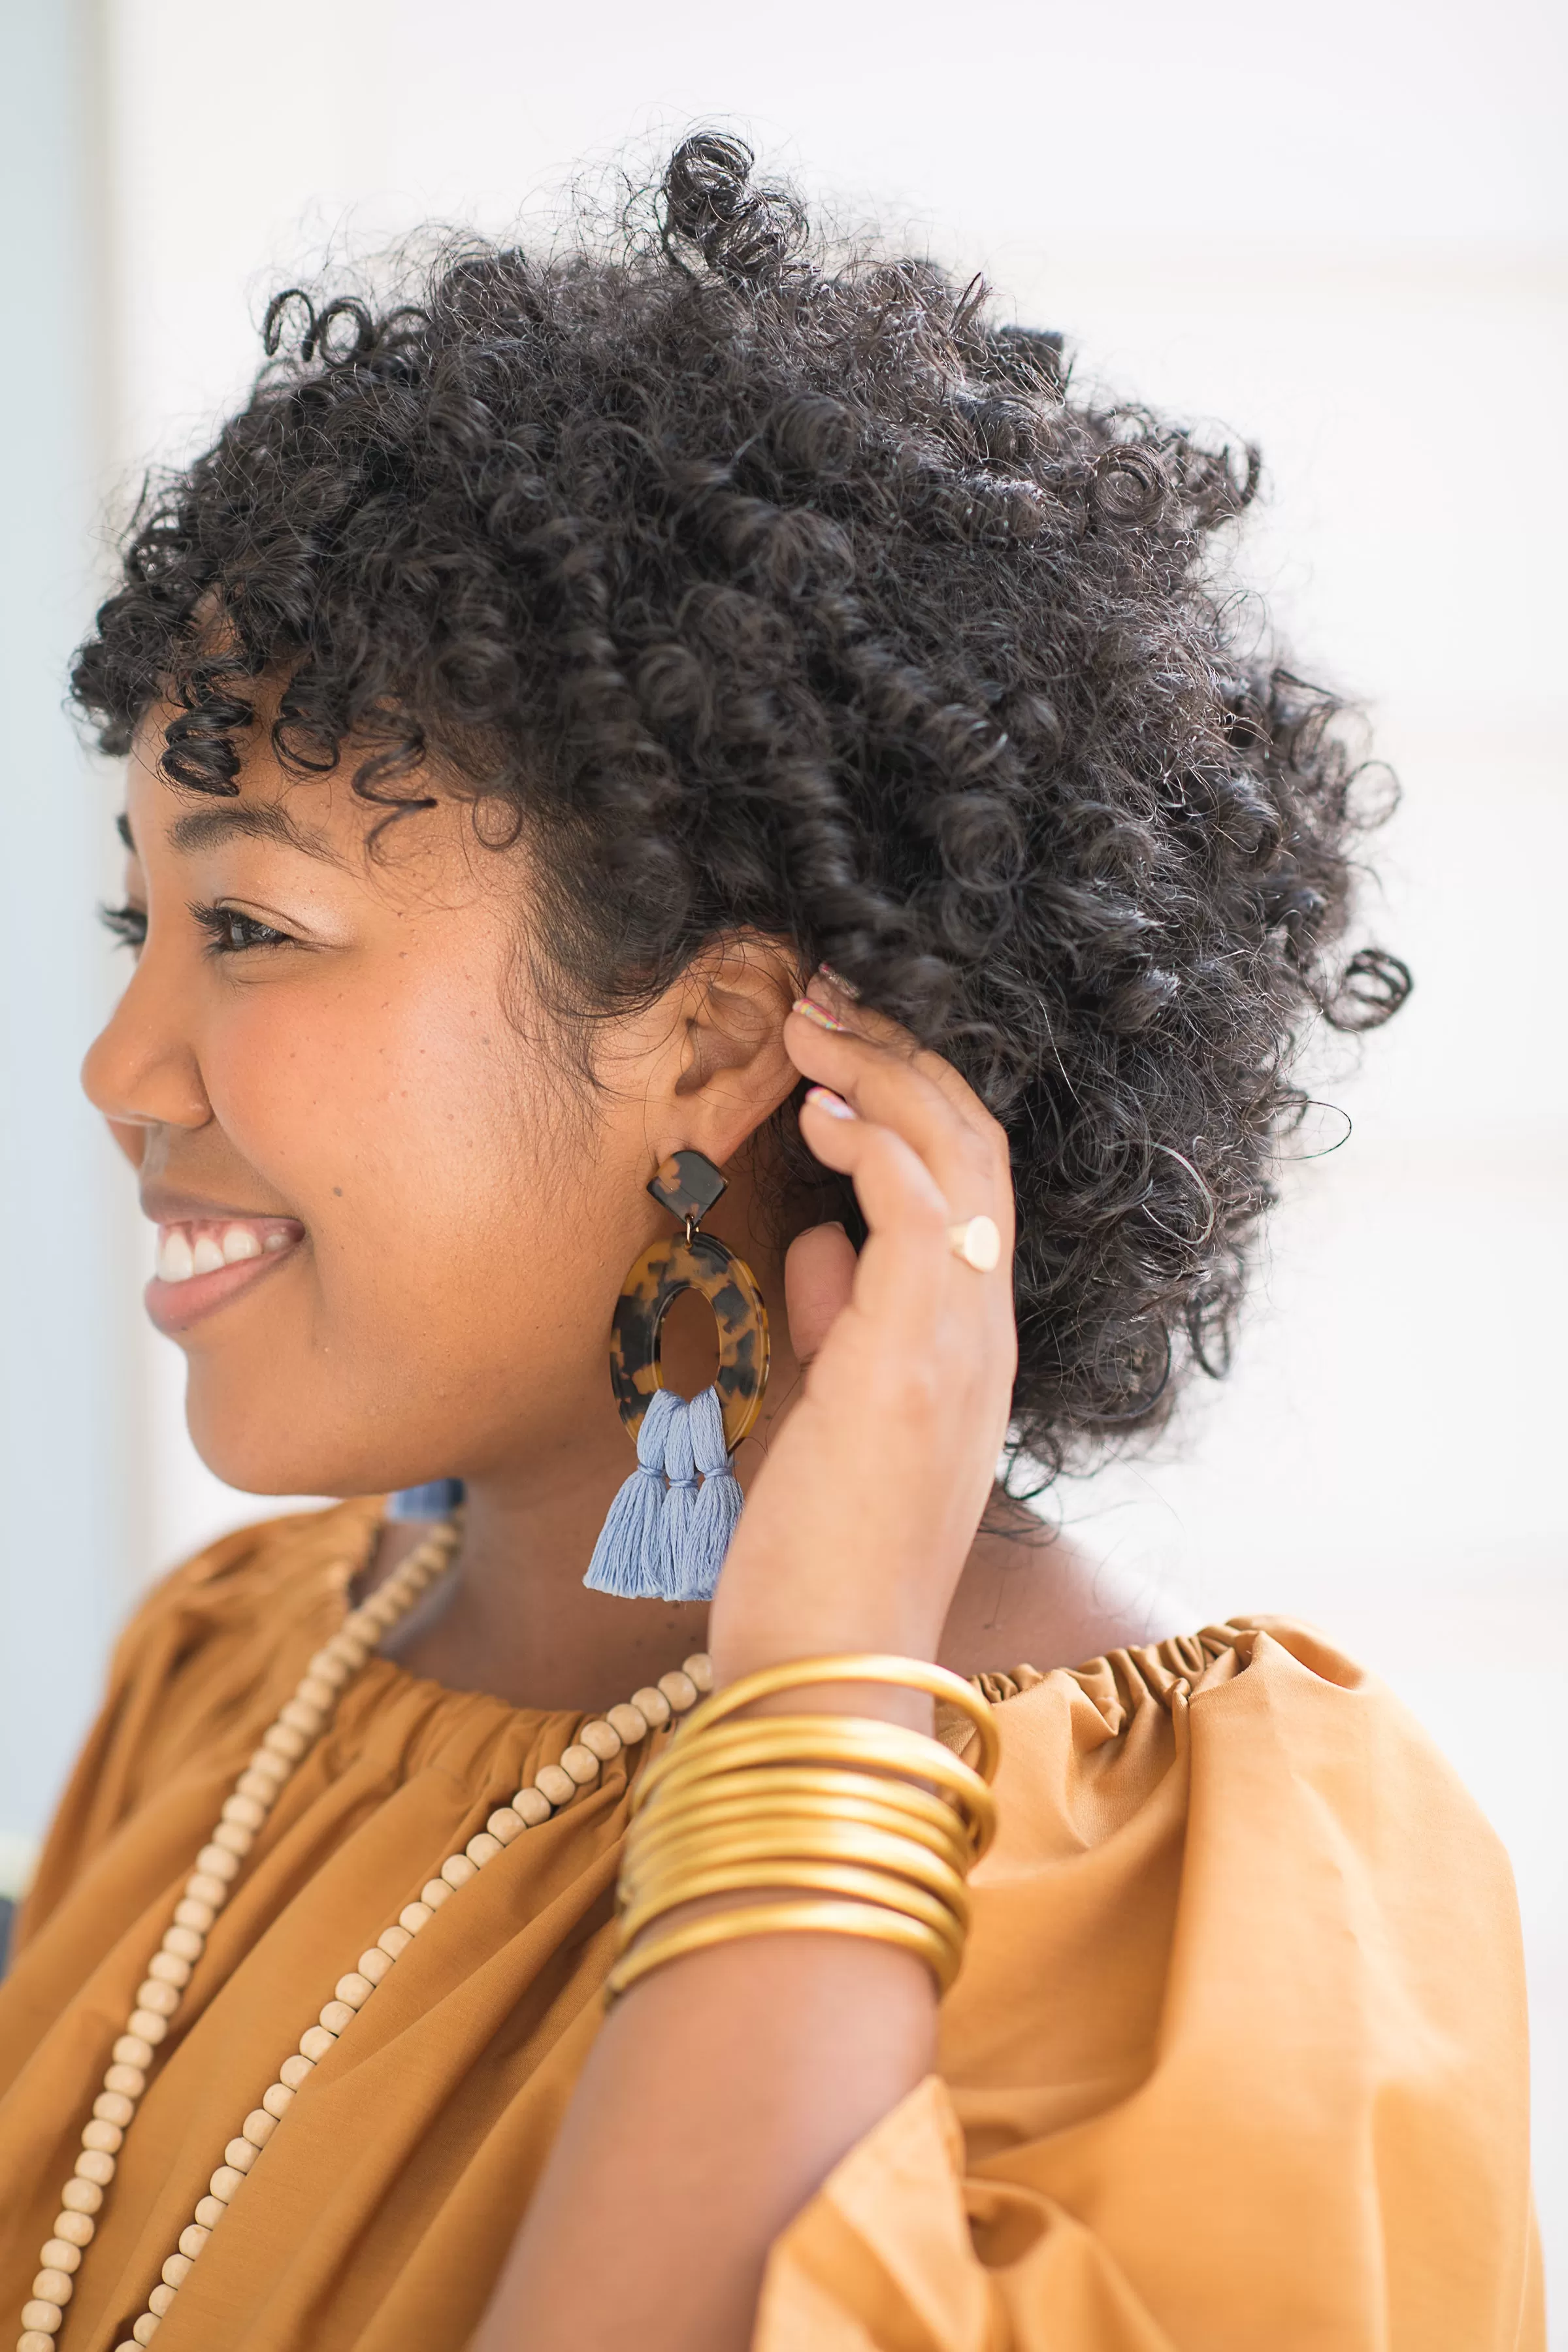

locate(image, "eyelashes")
(97, 902), (294, 955)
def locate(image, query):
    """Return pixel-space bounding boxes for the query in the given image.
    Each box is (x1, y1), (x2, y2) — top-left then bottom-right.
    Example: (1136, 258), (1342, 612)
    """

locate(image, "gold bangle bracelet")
(620, 1823), (971, 1926)
(627, 1759), (973, 1844)
(634, 1717), (996, 1854)
(623, 1783), (973, 1882)
(676, 1655), (1000, 1783)
(617, 1861), (967, 1959)
(604, 1898), (957, 2004)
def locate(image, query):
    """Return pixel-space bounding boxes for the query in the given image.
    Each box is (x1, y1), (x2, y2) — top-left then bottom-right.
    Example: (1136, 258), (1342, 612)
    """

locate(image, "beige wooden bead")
(606, 1702), (649, 1746)
(127, 2009), (169, 2046)
(161, 2247), (195, 2287)
(162, 1923), (204, 1963)
(578, 1718), (623, 1761)
(439, 1853), (478, 1889)
(235, 1768), (279, 1806)
(195, 1842), (241, 1882)
(193, 2195), (227, 2229)
(399, 1900), (433, 1934)
(307, 1647), (350, 1686)
(683, 1652), (714, 1693)
(421, 1878), (453, 1908)
(356, 1946), (393, 1986)
(242, 2108), (276, 2148)
(630, 1685), (672, 1729)
(280, 1697), (325, 1737)
(52, 2211), (94, 2246)
(318, 1997), (358, 2033)
(31, 2268), (73, 2304)
(262, 2082), (295, 2120)
(135, 1979), (180, 2017)
(248, 1744), (291, 1783)
(183, 1872), (227, 1910)
(510, 1786), (553, 1827)
(74, 2149), (116, 2186)
(658, 1669), (698, 1713)
(93, 2091), (135, 2130)
(465, 1832), (504, 1867)
(178, 2223), (211, 2259)
(209, 2162), (246, 2197)
(295, 1673), (337, 1711)
(149, 2281), (178, 2313)
(278, 2053), (315, 2090)
(559, 1744), (600, 1786)
(59, 2180), (103, 2215)
(20, 2330), (59, 2352)
(377, 1923), (413, 1959)
(263, 1723), (308, 1762)
(211, 1821), (253, 1859)
(20, 2306), (63, 2336)
(221, 1791), (267, 1832)
(335, 1970), (376, 2008)
(39, 2241), (82, 2274)
(147, 1949), (191, 1989)
(133, 2315), (161, 2344)
(80, 2118), (123, 2155)
(223, 2136), (258, 2173)
(325, 1632), (368, 1670)
(112, 2033), (155, 2071)
(299, 2025), (337, 2063)
(104, 2062), (146, 2099)
(533, 1763), (576, 1808)
(486, 1806), (525, 1844)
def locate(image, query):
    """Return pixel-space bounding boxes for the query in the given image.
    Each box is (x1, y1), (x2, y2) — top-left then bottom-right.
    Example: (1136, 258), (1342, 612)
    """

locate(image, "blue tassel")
(679, 1385), (743, 1602)
(385, 1478), (466, 1521)
(584, 1387), (681, 1597)
(657, 1397), (698, 1600)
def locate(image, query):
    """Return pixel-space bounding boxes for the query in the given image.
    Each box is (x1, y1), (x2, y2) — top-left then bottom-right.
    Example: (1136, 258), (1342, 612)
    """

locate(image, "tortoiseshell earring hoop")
(608, 1149), (770, 1452)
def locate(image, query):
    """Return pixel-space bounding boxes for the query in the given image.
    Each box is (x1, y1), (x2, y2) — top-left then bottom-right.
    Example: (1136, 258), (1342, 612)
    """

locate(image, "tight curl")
(73, 133), (1409, 1486)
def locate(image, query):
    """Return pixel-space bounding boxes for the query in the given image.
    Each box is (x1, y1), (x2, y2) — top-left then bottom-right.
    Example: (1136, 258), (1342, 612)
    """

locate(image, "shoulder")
(117, 1496), (382, 1662)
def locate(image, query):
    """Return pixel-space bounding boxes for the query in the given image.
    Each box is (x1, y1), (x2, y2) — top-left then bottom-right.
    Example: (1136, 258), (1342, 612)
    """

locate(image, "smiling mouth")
(146, 1217), (305, 1333)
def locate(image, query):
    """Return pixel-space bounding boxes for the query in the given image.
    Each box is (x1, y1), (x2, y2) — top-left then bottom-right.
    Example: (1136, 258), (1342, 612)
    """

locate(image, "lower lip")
(144, 1233), (305, 1336)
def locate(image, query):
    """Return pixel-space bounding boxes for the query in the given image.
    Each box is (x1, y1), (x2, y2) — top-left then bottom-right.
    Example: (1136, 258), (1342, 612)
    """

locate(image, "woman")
(0, 135), (1541, 2351)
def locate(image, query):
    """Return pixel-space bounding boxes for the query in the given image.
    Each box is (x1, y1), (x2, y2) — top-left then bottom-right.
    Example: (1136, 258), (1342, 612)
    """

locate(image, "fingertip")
(803, 1085), (857, 1122)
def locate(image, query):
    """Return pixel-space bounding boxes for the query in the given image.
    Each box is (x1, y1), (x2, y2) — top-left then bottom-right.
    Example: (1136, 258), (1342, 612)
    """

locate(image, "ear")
(664, 934), (803, 1160)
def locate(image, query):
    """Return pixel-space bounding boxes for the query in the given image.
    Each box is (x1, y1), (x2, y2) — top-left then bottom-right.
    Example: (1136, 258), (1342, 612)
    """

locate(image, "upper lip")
(139, 1185), (303, 1228)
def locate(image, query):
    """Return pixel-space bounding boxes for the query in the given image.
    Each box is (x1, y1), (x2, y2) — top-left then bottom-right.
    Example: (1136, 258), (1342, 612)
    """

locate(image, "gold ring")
(947, 1214), (1001, 1272)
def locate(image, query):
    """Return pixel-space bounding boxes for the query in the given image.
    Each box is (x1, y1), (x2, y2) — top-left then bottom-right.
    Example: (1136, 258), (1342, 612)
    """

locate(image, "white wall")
(5, 0), (1563, 2319)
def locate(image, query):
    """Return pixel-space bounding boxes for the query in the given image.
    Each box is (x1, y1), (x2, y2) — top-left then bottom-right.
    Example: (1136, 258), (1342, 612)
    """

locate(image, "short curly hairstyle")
(73, 131), (1408, 1486)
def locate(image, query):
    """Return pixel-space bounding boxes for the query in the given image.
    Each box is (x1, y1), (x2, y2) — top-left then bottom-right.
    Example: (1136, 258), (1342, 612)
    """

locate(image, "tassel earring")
(584, 1150), (769, 1603)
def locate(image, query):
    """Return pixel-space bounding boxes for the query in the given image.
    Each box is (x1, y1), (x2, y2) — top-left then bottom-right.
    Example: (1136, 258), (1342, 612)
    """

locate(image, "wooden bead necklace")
(15, 1520), (712, 2352)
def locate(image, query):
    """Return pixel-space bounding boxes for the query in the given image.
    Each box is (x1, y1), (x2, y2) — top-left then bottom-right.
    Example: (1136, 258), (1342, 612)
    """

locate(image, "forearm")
(474, 1927), (935, 2349)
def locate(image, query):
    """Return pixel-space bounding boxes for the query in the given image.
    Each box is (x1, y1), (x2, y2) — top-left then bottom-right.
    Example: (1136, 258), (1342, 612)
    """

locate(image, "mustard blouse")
(0, 1501), (1544, 2350)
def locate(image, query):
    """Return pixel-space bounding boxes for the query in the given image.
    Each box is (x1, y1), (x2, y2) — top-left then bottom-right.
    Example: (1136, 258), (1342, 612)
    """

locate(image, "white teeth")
(191, 1234), (225, 1275)
(262, 1230), (290, 1252)
(221, 1224), (263, 1266)
(157, 1229), (195, 1284)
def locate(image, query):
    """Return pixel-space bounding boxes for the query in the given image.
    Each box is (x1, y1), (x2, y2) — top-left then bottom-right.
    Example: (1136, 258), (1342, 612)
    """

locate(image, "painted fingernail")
(815, 962), (862, 1002)
(792, 996), (847, 1034)
(804, 1086), (857, 1120)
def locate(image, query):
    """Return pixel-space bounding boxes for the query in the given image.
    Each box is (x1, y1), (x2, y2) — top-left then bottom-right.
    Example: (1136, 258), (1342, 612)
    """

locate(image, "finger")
(783, 1222), (857, 1365)
(808, 968), (1008, 1153)
(787, 1005), (1011, 1238)
(797, 1089), (1011, 1348)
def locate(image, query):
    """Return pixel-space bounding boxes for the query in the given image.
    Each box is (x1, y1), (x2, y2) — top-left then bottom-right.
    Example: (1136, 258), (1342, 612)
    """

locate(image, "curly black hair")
(73, 131), (1408, 1485)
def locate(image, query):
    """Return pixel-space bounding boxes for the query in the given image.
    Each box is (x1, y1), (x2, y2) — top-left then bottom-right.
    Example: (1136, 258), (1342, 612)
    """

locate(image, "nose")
(81, 951), (212, 1149)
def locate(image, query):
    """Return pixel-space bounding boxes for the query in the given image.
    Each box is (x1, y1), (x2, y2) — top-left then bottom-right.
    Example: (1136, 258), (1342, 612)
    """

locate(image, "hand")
(708, 973), (1017, 1686)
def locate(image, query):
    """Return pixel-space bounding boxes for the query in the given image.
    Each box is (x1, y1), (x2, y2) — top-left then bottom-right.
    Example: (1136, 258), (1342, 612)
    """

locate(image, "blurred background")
(2, 0), (1563, 2322)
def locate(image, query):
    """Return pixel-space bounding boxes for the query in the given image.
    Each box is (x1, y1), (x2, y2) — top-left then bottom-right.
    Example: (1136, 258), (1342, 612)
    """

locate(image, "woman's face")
(83, 721), (797, 1501)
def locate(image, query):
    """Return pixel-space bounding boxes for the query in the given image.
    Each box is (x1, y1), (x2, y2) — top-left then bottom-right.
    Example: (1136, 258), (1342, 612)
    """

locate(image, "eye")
(99, 902), (148, 953)
(189, 902), (294, 955)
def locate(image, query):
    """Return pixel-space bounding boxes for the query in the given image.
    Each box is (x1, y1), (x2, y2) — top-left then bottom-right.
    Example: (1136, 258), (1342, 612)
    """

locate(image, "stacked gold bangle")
(607, 1656), (998, 2003)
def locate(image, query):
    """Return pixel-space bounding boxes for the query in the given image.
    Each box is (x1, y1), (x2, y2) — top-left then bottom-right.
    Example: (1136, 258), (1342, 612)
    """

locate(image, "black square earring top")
(647, 1149), (727, 1228)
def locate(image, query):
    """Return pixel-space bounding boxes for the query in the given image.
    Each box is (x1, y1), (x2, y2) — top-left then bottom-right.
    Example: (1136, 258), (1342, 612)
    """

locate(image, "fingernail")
(792, 996), (847, 1034)
(815, 962), (862, 1002)
(804, 1086), (857, 1120)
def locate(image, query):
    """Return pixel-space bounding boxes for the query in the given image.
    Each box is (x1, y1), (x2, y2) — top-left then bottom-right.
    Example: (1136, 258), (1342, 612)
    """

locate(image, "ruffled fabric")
(0, 1502), (1543, 2351)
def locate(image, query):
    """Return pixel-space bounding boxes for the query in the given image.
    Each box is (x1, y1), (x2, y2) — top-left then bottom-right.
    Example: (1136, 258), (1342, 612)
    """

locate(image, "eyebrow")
(163, 802), (340, 862)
